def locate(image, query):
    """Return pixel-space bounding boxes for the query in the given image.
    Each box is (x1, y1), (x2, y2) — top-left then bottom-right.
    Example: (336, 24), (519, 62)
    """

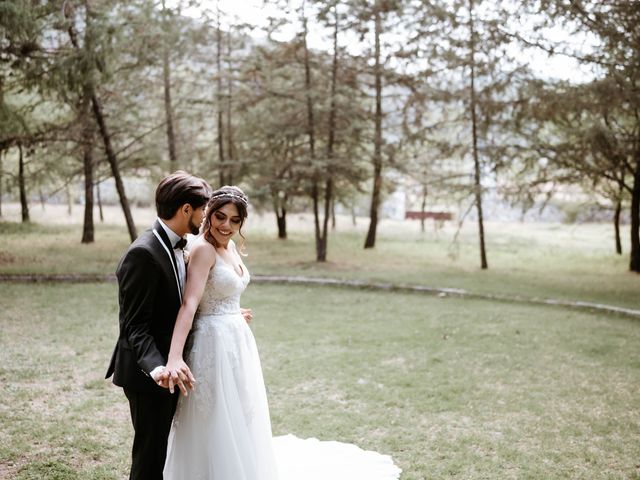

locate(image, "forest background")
(1, 0), (639, 272)
(2, 2), (640, 479)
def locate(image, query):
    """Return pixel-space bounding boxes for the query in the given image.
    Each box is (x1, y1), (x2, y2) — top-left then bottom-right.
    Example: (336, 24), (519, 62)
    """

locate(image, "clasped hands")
(153, 359), (195, 396)
(151, 307), (253, 396)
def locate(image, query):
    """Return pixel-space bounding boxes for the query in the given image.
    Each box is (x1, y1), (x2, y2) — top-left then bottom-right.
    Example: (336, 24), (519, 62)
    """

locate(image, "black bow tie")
(173, 238), (187, 250)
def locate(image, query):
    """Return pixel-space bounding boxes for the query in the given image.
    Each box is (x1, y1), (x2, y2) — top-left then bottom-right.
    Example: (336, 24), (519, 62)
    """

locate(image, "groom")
(106, 171), (211, 480)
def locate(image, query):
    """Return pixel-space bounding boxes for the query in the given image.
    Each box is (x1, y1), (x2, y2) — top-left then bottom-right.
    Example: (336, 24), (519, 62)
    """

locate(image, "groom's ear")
(180, 203), (192, 216)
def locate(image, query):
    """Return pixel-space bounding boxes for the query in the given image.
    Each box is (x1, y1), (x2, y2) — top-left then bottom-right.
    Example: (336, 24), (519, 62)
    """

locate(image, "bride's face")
(209, 202), (242, 247)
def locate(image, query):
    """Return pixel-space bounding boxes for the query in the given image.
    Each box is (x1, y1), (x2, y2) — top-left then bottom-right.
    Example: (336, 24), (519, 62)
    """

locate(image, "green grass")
(1, 282), (639, 479)
(0, 221), (130, 275)
(1, 210), (639, 310)
(0, 282), (127, 479)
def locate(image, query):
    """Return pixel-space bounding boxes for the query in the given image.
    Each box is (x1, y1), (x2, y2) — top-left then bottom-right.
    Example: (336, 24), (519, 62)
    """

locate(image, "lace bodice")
(196, 254), (249, 316)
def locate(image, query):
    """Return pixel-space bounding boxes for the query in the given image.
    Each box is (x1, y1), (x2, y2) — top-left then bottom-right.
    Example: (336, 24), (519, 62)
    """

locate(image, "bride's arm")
(166, 241), (216, 395)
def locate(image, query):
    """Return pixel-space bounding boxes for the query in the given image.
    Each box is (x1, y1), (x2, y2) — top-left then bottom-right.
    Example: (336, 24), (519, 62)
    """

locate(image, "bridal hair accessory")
(210, 190), (248, 206)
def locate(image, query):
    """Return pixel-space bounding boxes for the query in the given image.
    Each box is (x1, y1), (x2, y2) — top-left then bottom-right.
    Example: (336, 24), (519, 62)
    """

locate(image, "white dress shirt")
(157, 218), (186, 294)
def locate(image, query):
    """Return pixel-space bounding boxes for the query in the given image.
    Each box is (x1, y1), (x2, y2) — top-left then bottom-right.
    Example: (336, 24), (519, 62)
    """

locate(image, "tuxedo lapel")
(152, 220), (183, 304)
(153, 220), (175, 252)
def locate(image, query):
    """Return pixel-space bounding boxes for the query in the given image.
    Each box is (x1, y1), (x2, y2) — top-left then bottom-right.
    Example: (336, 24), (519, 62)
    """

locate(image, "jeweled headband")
(209, 191), (248, 206)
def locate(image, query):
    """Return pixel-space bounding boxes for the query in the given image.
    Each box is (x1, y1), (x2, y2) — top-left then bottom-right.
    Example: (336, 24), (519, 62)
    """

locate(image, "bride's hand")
(166, 357), (196, 396)
(241, 307), (253, 324)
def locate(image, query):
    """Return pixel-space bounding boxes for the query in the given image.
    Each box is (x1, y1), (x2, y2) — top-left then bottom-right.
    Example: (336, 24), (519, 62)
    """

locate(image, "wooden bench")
(405, 211), (452, 221)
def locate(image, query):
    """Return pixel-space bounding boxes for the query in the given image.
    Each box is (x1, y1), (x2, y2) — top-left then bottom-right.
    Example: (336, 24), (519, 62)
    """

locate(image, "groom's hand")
(166, 358), (196, 396)
(151, 366), (170, 388)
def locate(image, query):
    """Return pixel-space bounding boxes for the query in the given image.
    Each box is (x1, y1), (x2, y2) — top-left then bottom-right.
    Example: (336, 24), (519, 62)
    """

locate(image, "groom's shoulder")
(117, 229), (158, 267)
(125, 228), (156, 253)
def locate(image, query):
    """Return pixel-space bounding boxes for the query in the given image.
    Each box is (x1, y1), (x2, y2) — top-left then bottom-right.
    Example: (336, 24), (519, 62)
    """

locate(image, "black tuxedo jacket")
(106, 220), (184, 393)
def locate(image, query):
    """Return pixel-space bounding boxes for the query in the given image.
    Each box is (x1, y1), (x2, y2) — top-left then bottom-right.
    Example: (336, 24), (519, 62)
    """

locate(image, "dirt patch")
(0, 460), (21, 479)
(0, 251), (16, 265)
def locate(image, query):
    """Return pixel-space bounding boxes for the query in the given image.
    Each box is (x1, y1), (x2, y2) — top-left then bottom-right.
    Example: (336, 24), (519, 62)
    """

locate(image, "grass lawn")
(1, 203), (639, 310)
(1, 282), (639, 479)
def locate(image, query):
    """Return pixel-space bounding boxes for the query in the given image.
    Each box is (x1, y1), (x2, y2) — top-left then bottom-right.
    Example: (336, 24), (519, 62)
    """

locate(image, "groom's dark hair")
(155, 171), (212, 219)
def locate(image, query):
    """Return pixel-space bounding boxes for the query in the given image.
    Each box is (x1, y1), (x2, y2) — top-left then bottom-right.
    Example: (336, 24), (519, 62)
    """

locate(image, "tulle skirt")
(164, 312), (402, 480)
(164, 312), (278, 480)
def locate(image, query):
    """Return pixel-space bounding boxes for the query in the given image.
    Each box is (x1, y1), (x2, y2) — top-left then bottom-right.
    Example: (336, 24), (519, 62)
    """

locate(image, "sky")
(166, 0), (596, 83)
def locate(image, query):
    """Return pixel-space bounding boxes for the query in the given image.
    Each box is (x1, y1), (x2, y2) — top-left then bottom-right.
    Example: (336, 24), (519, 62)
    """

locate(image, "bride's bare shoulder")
(188, 236), (216, 266)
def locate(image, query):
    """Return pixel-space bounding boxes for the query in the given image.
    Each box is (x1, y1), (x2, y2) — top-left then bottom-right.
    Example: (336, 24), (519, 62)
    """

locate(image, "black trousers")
(124, 388), (179, 480)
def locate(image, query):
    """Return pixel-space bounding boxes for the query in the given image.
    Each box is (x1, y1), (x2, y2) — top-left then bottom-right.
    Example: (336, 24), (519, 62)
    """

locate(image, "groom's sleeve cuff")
(150, 365), (166, 380)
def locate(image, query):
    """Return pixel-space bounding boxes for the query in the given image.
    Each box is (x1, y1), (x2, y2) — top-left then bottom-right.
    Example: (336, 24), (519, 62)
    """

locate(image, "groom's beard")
(188, 214), (200, 235)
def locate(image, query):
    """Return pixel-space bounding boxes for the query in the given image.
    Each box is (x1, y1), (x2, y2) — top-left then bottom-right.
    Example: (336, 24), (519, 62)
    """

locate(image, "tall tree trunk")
(0, 149), (3, 218)
(161, 0), (178, 170)
(469, 0), (488, 269)
(420, 183), (427, 233)
(66, 184), (73, 216)
(364, 7), (383, 249)
(273, 194), (288, 240)
(311, 180), (321, 256)
(96, 180), (104, 223)
(300, 5), (321, 258)
(0, 150), (5, 218)
(66, 3), (137, 241)
(318, 3), (339, 262)
(91, 95), (137, 240)
(18, 143), (29, 222)
(319, 180), (333, 260)
(82, 147), (95, 243)
(226, 28), (235, 185)
(331, 197), (336, 230)
(629, 158), (640, 272)
(614, 197), (622, 255)
(82, 98), (95, 243)
(39, 188), (45, 210)
(614, 172), (625, 255)
(216, 6), (226, 186)
(276, 209), (287, 239)
(0, 77), (3, 218)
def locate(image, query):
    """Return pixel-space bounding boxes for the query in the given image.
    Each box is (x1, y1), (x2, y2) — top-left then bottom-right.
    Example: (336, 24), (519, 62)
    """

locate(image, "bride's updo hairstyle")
(201, 185), (249, 251)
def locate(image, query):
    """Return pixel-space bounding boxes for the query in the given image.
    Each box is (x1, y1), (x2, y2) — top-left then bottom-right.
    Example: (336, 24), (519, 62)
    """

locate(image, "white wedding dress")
(164, 249), (401, 480)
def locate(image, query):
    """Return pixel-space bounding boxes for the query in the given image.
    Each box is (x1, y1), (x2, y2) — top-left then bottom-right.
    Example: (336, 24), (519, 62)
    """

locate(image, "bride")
(162, 186), (401, 480)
